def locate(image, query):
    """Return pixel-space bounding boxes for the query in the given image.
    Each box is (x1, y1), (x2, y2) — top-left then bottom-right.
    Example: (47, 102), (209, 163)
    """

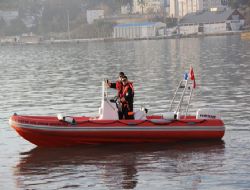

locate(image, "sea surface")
(0, 35), (250, 190)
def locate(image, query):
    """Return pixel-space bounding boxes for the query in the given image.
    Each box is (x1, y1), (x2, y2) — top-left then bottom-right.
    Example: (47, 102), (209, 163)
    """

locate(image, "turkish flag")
(189, 66), (196, 88)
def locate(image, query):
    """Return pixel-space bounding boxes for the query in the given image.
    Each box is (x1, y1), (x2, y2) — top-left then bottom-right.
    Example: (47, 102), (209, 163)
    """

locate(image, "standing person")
(106, 72), (125, 98)
(106, 72), (125, 119)
(120, 76), (134, 119)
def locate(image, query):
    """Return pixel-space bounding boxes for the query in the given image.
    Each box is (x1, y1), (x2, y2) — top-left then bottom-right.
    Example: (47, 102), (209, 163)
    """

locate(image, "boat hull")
(9, 115), (225, 147)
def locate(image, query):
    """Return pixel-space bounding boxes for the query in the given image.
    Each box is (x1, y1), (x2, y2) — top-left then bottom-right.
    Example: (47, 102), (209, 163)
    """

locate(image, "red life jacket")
(121, 82), (134, 112)
(121, 82), (134, 98)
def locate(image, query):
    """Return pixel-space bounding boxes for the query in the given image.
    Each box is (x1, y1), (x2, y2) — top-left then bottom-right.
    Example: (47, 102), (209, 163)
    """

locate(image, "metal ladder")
(169, 78), (194, 117)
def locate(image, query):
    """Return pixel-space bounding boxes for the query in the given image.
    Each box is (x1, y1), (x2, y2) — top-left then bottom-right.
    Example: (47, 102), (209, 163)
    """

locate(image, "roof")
(180, 9), (243, 24)
(114, 22), (164, 28)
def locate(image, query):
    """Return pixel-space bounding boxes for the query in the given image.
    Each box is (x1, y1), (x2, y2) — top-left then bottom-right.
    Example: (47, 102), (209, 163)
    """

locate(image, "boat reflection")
(14, 141), (225, 189)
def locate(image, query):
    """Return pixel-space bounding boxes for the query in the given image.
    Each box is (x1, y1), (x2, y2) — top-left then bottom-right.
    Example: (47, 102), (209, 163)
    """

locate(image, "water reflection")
(14, 141), (225, 189)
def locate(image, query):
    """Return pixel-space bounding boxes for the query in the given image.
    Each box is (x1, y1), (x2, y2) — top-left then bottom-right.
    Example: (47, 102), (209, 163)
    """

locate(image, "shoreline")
(1, 30), (249, 45)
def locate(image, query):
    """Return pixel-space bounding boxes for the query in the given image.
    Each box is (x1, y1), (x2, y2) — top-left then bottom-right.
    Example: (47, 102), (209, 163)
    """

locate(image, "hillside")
(1, 0), (250, 38)
(229, 0), (250, 26)
(0, 0), (122, 38)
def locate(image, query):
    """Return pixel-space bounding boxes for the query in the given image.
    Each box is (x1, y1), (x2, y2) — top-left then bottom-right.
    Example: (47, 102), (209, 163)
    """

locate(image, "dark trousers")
(122, 103), (134, 120)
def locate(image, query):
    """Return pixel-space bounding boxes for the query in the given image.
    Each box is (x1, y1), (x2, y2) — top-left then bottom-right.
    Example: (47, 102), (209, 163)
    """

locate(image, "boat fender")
(162, 112), (177, 120)
(175, 112), (180, 120)
(134, 110), (147, 120)
(57, 114), (76, 125)
(140, 107), (148, 114)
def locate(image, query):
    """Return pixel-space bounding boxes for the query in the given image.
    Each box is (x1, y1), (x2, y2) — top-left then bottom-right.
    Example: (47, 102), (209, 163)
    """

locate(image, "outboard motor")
(133, 106), (148, 120)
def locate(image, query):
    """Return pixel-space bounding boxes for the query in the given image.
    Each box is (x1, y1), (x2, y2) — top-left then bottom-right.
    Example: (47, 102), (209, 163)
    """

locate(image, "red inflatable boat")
(9, 72), (225, 147)
(9, 114), (224, 147)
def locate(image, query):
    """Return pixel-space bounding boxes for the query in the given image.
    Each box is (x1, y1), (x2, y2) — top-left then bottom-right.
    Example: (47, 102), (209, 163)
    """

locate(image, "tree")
(0, 17), (7, 36)
(4, 18), (27, 36)
(95, 20), (115, 37)
(228, 0), (250, 8)
(137, 0), (146, 14)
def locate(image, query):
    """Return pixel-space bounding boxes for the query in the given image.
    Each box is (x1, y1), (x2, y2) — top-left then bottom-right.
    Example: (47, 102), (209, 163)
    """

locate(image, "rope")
(12, 114), (208, 127)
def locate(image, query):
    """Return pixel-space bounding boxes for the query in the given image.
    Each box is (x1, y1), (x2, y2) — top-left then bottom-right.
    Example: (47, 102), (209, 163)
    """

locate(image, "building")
(169, 0), (223, 18)
(169, 0), (178, 17)
(19, 33), (42, 44)
(113, 22), (166, 39)
(179, 0), (203, 18)
(0, 10), (18, 25)
(170, 0), (203, 18)
(0, 36), (18, 43)
(203, 0), (222, 10)
(121, 3), (132, 14)
(133, 0), (165, 14)
(86, 10), (104, 24)
(179, 9), (245, 35)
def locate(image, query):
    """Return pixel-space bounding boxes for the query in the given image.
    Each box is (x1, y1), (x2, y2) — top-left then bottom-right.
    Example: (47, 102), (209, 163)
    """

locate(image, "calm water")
(0, 35), (250, 190)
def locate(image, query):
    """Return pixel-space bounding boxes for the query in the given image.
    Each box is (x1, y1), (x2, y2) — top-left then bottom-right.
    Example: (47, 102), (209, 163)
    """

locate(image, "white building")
(169, 0), (178, 17)
(86, 10), (104, 24)
(179, 9), (245, 35)
(19, 33), (42, 44)
(169, 0), (222, 18)
(113, 22), (166, 39)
